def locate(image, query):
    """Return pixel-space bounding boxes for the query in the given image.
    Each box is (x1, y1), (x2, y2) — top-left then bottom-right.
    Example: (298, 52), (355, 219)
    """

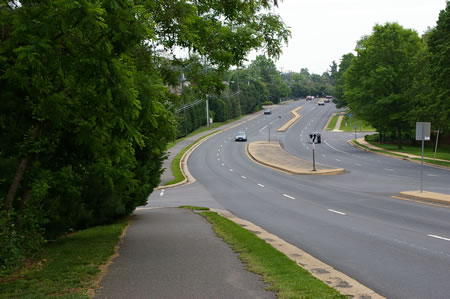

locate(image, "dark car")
(264, 108), (272, 115)
(235, 131), (247, 142)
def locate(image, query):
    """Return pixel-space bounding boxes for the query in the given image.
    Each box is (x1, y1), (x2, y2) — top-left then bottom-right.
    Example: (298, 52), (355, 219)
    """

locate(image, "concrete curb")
(246, 141), (345, 175)
(277, 106), (302, 132)
(156, 113), (262, 190)
(399, 191), (450, 205)
(212, 209), (385, 299)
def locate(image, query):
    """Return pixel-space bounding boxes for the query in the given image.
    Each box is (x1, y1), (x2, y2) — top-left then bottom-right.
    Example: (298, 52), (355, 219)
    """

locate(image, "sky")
(256, 0), (446, 75)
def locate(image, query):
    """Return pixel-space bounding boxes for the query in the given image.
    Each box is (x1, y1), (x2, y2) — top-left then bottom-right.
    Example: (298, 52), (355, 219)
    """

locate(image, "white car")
(318, 100), (325, 106)
(235, 131), (247, 142)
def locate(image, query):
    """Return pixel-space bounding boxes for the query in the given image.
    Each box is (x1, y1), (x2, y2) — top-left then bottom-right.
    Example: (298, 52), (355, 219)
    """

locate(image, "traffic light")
(309, 132), (321, 144)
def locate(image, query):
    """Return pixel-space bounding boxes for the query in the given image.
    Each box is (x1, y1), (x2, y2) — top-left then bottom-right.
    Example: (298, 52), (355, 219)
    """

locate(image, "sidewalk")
(95, 208), (274, 298)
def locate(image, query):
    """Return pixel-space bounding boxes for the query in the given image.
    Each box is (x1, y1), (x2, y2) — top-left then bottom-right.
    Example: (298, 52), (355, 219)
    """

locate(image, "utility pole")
(206, 96), (210, 128)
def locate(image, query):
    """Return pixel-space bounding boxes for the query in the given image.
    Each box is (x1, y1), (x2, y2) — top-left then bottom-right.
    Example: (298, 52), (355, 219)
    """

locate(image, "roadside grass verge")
(327, 114), (339, 130)
(166, 115), (245, 150)
(364, 138), (450, 161)
(340, 114), (374, 132)
(0, 218), (128, 298)
(201, 211), (345, 299)
(179, 206), (210, 211)
(353, 140), (450, 167)
(165, 131), (218, 186)
(410, 158), (450, 168)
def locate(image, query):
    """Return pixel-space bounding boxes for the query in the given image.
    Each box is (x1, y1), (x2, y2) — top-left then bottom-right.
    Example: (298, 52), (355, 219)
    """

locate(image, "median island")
(247, 141), (345, 175)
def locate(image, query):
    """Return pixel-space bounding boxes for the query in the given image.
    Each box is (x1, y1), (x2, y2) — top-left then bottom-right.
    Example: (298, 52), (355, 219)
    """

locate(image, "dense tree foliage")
(0, 0), (289, 269)
(333, 53), (354, 108)
(283, 68), (335, 98)
(344, 23), (427, 146)
(336, 2), (449, 145)
(426, 1), (450, 133)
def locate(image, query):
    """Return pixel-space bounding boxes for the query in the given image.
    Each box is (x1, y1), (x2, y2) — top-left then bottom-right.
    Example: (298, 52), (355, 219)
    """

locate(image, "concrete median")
(247, 141), (345, 175)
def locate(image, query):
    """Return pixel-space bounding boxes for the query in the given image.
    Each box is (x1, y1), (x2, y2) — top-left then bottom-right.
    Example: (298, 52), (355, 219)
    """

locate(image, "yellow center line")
(391, 196), (450, 209)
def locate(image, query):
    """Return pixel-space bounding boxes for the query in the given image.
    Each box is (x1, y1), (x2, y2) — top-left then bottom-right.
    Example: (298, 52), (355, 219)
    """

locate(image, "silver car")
(235, 131), (247, 142)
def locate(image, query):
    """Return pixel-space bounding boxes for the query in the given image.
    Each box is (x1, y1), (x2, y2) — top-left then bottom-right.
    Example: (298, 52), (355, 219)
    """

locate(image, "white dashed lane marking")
(160, 189), (165, 197)
(241, 176), (247, 179)
(283, 194), (295, 200)
(257, 184), (265, 188)
(328, 209), (346, 215)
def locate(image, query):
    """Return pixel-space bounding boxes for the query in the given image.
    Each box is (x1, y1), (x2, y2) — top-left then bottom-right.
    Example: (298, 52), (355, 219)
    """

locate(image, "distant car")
(324, 98), (330, 103)
(235, 131), (247, 142)
(318, 100), (325, 106)
(264, 108), (272, 115)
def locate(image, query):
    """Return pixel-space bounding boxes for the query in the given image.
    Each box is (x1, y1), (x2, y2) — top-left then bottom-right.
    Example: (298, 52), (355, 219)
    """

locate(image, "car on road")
(264, 108), (272, 115)
(318, 100), (325, 106)
(235, 131), (247, 142)
(324, 98), (330, 103)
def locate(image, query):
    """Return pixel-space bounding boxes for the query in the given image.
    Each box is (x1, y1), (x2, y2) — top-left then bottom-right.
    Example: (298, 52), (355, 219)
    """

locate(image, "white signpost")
(416, 122), (431, 193)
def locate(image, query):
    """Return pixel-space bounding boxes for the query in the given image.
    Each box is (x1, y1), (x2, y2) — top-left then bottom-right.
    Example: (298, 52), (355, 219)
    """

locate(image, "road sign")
(416, 122), (430, 141)
(309, 132), (321, 144)
(348, 113), (353, 117)
(353, 125), (357, 130)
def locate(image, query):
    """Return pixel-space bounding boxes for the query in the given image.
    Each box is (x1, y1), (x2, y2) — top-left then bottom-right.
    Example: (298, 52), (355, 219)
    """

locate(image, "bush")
(0, 207), (45, 271)
(262, 101), (273, 105)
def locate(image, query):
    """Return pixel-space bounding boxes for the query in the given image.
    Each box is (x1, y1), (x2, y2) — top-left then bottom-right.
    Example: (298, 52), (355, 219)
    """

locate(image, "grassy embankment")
(362, 135), (450, 167)
(327, 114), (339, 130)
(165, 115), (246, 186)
(0, 218), (128, 298)
(339, 113), (375, 132)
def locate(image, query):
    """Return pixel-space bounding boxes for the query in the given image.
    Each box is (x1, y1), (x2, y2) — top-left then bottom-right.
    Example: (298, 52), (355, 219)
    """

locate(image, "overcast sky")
(257, 0), (446, 75)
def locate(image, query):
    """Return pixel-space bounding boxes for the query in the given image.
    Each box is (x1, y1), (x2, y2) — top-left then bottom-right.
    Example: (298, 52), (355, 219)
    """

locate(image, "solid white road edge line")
(428, 234), (450, 241)
(328, 209), (346, 215)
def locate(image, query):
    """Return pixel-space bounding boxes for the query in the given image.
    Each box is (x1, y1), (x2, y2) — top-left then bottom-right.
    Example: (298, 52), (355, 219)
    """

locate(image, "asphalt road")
(147, 100), (450, 299)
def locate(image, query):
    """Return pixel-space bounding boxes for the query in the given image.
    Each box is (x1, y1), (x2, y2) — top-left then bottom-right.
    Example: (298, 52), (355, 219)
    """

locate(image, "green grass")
(339, 114), (375, 132)
(353, 140), (450, 167)
(179, 206), (210, 211)
(365, 140), (450, 161)
(165, 131), (218, 186)
(410, 158), (450, 168)
(0, 218), (128, 298)
(201, 212), (346, 299)
(327, 114), (339, 130)
(167, 115), (245, 150)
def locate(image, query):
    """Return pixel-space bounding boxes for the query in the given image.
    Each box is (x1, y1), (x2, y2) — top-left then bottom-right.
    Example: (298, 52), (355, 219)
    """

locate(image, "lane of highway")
(185, 100), (450, 298)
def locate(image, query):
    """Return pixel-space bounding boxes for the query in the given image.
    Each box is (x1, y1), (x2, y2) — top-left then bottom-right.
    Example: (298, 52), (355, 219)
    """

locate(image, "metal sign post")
(416, 122), (431, 193)
(354, 125), (358, 140)
(268, 125), (271, 142)
(312, 142), (316, 171)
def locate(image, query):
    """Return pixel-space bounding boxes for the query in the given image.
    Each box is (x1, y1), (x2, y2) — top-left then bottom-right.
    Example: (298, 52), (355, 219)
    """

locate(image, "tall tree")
(333, 53), (355, 108)
(426, 1), (450, 133)
(345, 23), (426, 146)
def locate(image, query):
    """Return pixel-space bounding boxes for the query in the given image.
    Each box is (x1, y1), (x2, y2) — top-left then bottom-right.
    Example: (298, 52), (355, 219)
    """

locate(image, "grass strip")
(339, 114), (374, 132)
(353, 140), (407, 158)
(365, 140), (450, 161)
(410, 158), (450, 168)
(179, 206), (210, 211)
(327, 114), (339, 130)
(201, 212), (345, 299)
(165, 131), (218, 186)
(0, 218), (128, 298)
(167, 116), (245, 150)
(354, 140), (450, 168)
